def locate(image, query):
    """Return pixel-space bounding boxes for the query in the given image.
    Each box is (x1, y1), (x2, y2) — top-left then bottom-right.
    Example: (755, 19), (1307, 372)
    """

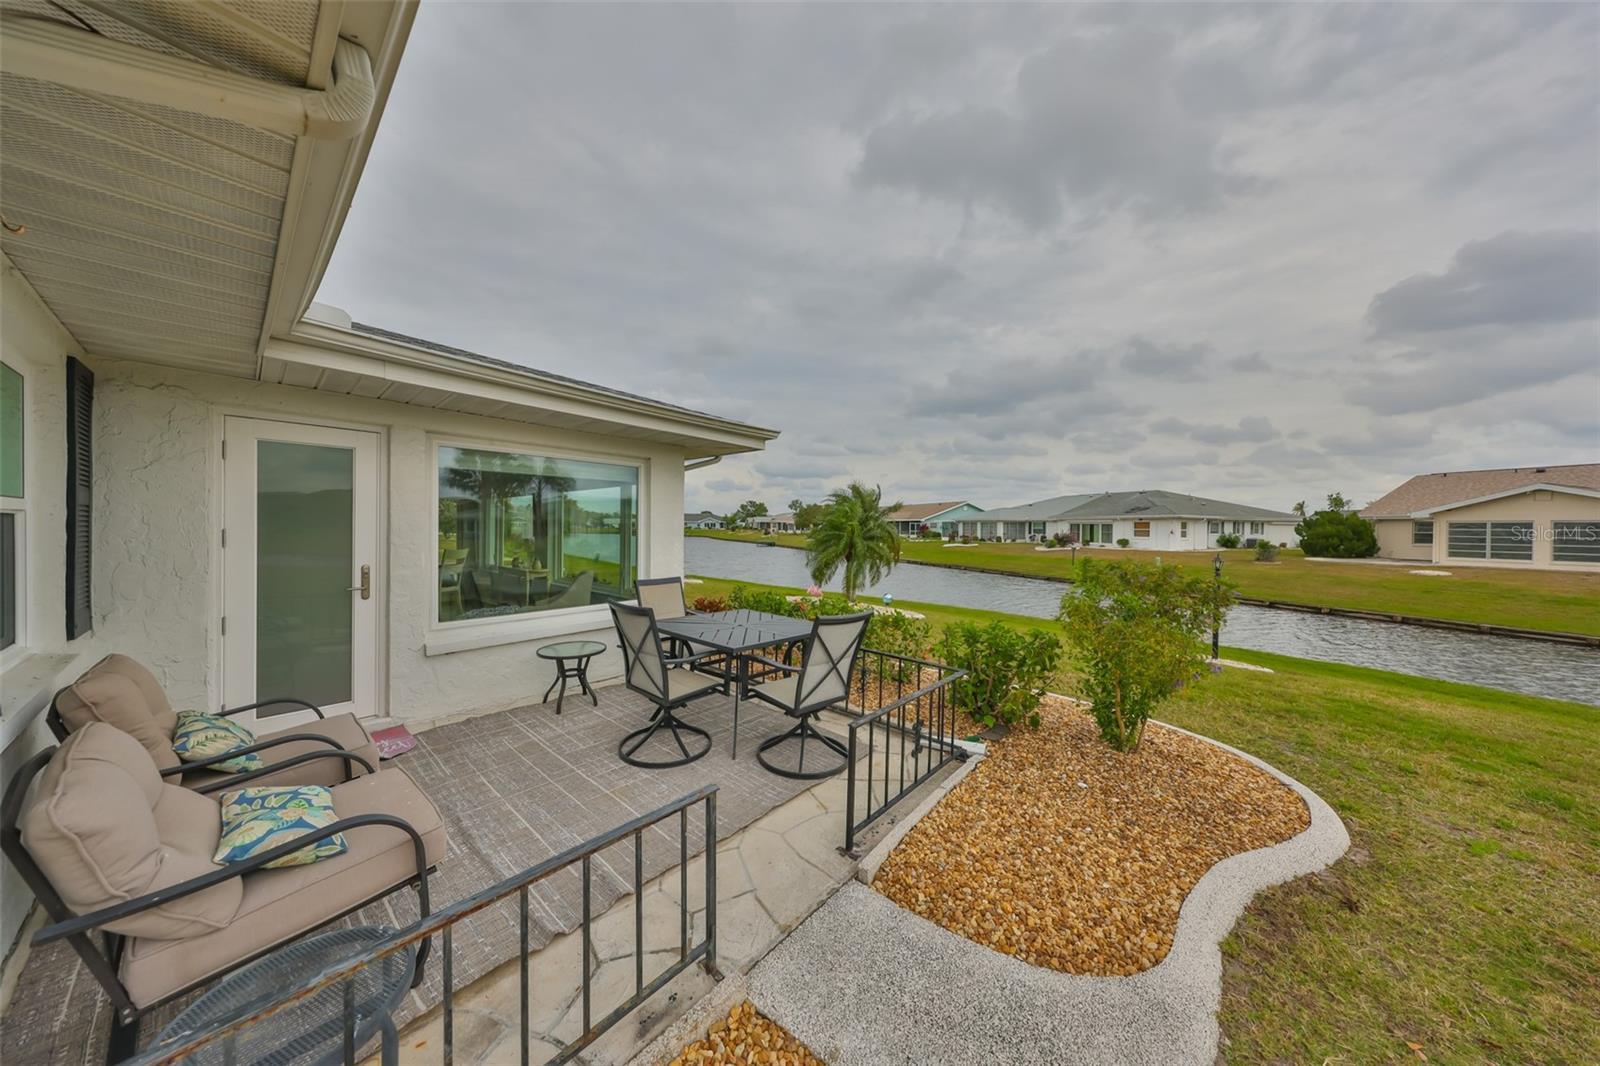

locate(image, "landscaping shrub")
(1254, 541), (1280, 562)
(934, 621), (1061, 730)
(691, 595), (729, 612)
(864, 610), (934, 682)
(1116, 537), (1130, 548)
(1296, 509), (1378, 557)
(1059, 559), (1235, 753)
(727, 585), (805, 618)
(1216, 533), (1242, 548)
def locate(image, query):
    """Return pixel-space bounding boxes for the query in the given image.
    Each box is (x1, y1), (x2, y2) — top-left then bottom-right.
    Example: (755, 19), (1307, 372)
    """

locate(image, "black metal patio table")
(657, 608), (815, 759)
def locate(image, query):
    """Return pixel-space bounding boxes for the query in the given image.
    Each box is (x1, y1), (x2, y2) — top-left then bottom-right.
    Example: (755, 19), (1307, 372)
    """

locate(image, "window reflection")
(437, 447), (638, 622)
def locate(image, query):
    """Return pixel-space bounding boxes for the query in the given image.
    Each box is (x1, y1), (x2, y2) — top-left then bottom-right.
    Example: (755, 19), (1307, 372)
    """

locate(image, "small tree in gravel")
(1058, 559), (1234, 752)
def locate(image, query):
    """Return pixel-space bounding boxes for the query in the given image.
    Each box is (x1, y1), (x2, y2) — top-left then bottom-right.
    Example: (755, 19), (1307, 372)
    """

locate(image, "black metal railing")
(842, 649), (966, 855)
(126, 787), (719, 1066)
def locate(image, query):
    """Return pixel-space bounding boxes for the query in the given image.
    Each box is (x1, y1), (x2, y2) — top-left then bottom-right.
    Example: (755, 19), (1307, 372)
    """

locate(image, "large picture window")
(1553, 521), (1600, 563)
(1447, 520), (1532, 561)
(437, 446), (638, 623)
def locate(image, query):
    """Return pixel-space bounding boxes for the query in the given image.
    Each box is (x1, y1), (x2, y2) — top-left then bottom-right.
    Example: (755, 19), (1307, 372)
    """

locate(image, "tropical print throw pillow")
(214, 785), (347, 869)
(172, 710), (263, 773)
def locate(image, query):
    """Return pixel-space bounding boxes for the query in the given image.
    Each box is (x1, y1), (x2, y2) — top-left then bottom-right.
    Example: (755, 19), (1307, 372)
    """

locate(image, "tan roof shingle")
(1362, 463), (1600, 517)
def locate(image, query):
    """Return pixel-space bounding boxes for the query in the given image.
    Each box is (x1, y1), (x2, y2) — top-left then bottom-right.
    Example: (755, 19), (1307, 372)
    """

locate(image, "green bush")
(1116, 537), (1130, 548)
(1216, 533), (1241, 548)
(1059, 559), (1234, 752)
(864, 610), (933, 681)
(727, 585), (805, 617)
(934, 621), (1061, 730)
(1296, 510), (1378, 558)
(1254, 541), (1280, 562)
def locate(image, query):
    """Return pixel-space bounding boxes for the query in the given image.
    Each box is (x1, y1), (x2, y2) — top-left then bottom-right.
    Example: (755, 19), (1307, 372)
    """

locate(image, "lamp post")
(1212, 552), (1223, 660)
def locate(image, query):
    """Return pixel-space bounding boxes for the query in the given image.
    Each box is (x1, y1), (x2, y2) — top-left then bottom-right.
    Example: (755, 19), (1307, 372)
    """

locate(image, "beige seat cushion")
(747, 673), (800, 710)
(54, 655), (181, 771)
(666, 668), (720, 702)
(182, 713), (380, 791)
(120, 766), (446, 1008)
(20, 725), (241, 941)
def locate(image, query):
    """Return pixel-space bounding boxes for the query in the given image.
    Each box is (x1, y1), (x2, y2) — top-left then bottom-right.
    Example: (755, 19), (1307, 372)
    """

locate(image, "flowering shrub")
(864, 610), (934, 682)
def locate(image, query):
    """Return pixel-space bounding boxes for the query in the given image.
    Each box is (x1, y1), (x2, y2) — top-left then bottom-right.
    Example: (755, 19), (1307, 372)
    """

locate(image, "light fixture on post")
(1212, 552), (1224, 661)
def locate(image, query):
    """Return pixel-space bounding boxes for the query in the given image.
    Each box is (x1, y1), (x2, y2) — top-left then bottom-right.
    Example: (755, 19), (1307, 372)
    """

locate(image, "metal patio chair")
(746, 612), (872, 780)
(610, 602), (722, 768)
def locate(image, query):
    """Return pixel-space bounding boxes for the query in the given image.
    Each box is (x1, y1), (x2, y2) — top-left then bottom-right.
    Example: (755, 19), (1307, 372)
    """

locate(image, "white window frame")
(1249, 521), (1264, 535)
(429, 435), (649, 646)
(1133, 520), (1151, 538)
(1179, 521), (1189, 537)
(1207, 520), (1221, 534)
(1412, 520), (1434, 546)
(1, 359), (29, 670)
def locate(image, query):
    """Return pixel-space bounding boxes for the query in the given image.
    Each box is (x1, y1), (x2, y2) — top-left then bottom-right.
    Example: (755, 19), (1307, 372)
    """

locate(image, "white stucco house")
(0, 0), (775, 955)
(950, 490), (1300, 549)
(748, 511), (797, 533)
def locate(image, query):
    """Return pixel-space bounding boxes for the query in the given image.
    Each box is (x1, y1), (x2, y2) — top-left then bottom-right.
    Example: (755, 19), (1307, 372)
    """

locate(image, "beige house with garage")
(1362, 464), (1600, 571)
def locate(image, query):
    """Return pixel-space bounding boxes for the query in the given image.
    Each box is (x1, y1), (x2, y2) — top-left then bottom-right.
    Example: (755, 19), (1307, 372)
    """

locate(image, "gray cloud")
(1367, 230), (1600, 336)
(855, 27), (1251, 228)
(315, 3), (1600, 518)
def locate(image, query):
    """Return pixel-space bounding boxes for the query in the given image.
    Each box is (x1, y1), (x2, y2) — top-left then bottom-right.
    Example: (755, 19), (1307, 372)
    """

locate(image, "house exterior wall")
(1373, 519), (1433, 561)
(85, 357), (690, 724)
(1, 261), (102, 961)
(1043, 516), (1299, 550)
(1426, 490), (1600, 571)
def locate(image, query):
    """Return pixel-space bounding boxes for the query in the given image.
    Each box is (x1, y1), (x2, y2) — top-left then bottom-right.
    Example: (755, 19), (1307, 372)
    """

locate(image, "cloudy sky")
(318, 2), (1600, 516)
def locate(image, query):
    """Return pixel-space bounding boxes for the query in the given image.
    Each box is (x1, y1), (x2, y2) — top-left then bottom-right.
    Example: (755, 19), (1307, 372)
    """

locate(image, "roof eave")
(272, 321), (779, 456)
(1410, 483), (1600, 517)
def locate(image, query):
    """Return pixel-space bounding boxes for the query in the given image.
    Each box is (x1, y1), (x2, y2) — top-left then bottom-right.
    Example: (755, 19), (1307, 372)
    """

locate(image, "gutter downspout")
(685, 456), (722, 472)
(0, 17), (375, 139)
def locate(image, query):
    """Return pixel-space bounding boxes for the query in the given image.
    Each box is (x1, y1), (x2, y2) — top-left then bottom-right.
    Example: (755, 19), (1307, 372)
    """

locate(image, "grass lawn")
(687, 529), (1600, 637)
(691, 568), (1600, 1061)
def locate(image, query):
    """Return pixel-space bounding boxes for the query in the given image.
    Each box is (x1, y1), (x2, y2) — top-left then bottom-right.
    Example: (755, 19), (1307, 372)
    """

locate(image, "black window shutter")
(65, 356), (93, 639)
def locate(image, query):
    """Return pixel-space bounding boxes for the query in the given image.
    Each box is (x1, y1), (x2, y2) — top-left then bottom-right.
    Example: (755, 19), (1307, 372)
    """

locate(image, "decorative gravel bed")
(871, 696), (1310, 975)
(669, 1001), (825, 1066)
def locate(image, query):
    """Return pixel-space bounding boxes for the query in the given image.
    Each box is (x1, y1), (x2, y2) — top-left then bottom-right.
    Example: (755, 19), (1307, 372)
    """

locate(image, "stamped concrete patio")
(1, 682), (929, 1066)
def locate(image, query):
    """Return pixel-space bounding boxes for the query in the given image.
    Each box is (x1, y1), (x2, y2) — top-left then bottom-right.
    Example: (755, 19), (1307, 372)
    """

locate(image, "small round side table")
(537, 640), (606, 714)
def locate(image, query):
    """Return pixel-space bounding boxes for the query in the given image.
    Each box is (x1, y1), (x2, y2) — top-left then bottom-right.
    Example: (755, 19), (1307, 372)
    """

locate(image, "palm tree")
(1291, 500), (1307, 518)
(806, 482), (901, 601)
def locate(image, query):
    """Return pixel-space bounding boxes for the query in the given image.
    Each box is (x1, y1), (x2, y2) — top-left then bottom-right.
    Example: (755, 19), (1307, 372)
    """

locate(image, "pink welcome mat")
(371, 724), (418, 760)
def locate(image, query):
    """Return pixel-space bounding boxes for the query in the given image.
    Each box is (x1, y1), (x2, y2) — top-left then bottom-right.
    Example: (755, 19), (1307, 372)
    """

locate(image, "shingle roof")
(969, 494), (1102, 523)
(1361, 463), (1600, 517)
(885, 501), (975, 522)
(348, 321), (773, 434)
(977, 490), (1297, 523)
(1056, 491), (1298, 522)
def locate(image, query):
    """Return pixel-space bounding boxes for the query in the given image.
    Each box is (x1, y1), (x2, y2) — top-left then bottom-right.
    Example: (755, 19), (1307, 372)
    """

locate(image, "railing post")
(703, 791), (718, 975)
(844, 724), (858, 854)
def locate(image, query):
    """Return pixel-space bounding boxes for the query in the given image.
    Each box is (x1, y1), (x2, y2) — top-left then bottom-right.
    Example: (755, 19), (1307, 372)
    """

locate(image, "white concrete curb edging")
(746, 721), (1350, 1065)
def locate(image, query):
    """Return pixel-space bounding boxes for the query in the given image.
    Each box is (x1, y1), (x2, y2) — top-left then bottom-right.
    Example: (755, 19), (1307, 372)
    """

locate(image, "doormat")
(371, 724), (418, 760)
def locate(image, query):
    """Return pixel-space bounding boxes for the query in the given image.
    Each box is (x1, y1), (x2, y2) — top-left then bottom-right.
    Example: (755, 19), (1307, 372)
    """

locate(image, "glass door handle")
(346, 564), (371, 600)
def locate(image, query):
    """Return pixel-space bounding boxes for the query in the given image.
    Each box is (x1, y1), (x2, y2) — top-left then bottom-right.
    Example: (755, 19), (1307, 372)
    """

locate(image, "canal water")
(685, 537), (1600, 706)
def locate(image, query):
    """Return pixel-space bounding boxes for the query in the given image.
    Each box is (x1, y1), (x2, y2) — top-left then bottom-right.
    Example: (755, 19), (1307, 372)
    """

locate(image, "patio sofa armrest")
(157, 732), (349, 779)
(663, 649), (724, 668)
(33, 812), (432, 947)
(188, 749), (378, 795)
(219, 697), (326, 720)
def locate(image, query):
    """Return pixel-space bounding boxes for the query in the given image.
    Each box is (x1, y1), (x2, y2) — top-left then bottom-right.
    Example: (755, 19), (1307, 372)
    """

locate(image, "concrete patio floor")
(390, 769), (862, 1065)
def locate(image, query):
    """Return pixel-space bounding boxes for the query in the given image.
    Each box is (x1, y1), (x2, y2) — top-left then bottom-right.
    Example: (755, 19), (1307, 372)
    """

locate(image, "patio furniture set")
(0, 580), (872, 1064)
(614, 577), (871, 780)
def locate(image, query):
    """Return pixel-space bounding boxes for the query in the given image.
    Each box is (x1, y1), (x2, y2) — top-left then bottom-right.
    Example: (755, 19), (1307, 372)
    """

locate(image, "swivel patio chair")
(637, 575), (722, 669)
(48, 654), (382, 794)
(610, 601), (723, 768)
(1, 723), (445, 1062)
(747, 612), (872, 780)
